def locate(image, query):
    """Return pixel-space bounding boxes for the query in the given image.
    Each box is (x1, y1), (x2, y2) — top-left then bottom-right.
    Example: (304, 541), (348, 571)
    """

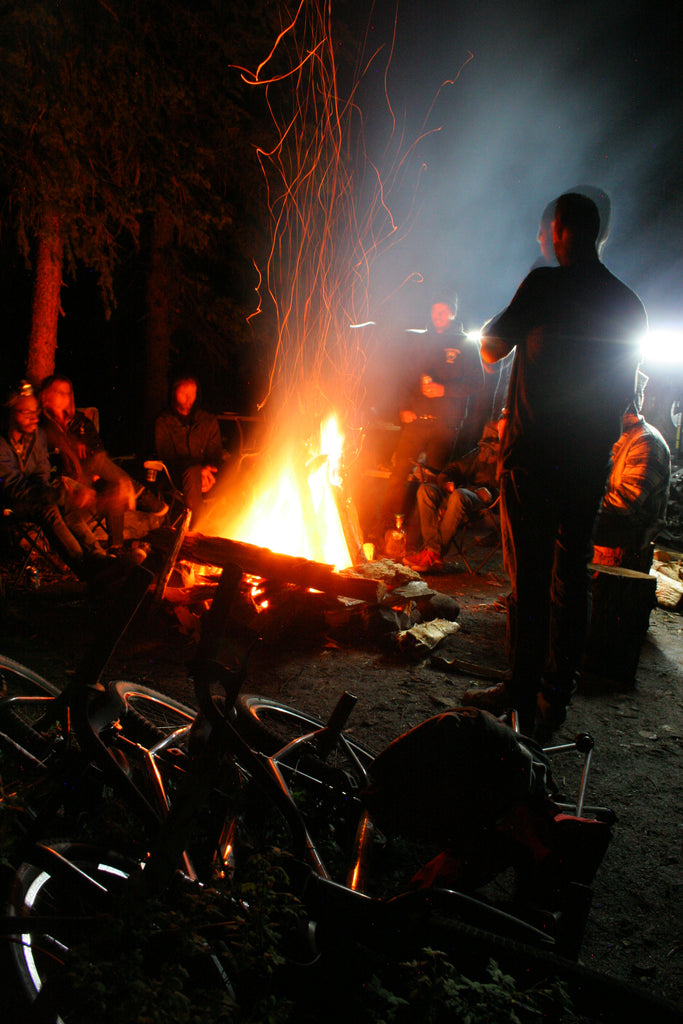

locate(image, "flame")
(216, 416), (352, 571)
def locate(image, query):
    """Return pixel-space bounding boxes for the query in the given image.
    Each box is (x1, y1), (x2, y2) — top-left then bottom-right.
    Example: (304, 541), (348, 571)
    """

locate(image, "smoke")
(360, 0), (682, 331)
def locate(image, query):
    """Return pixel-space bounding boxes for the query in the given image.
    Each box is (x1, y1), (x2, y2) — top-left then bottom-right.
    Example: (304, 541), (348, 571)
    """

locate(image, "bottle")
(384, 514), (406, 562)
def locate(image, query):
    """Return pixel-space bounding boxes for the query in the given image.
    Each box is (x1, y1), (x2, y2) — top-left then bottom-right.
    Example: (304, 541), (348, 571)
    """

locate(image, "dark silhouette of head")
(538, 185), (611, 265)
(569, 183), (611, 251)
(553, 193), (601, 265)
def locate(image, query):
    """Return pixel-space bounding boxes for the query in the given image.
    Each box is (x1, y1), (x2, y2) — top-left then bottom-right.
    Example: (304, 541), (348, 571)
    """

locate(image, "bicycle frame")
(1, 560), (615, 962)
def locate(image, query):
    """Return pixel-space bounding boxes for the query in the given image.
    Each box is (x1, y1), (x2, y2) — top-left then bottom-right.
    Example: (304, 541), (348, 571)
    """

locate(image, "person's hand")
(400, 409), (417, 424)
(422, 380), (445, 399)
(71, 484), (96, 509)
(201, 465), (217, 493)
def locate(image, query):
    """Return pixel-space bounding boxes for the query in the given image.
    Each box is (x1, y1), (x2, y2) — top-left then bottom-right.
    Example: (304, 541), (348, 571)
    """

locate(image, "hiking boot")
(136, 489), (169, 516)
(461, 682), (515, 715)
(462, 682), (536, 733)
(406, 547), (443, 572)
(534, 692), (568, 745)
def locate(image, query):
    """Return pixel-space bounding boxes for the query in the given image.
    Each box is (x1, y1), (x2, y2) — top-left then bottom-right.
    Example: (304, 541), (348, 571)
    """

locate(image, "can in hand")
(26, 565), (40, 589)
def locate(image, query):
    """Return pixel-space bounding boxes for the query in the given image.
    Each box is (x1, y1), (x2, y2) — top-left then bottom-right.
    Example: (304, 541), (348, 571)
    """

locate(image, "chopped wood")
(396, 618), (461, 655)
(653, 570), (683, 610)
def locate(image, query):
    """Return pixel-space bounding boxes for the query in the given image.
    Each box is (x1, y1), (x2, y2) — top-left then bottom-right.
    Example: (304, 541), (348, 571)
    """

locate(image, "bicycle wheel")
(108, 681), (197, 748)
(4, 840), (238, 1023)
(0, 656), (63, 782)
(5, 841), (138, 1020)
(0, 655), (61, 700)
(233, 693), (376, 768)
(230, 694), (379, 884)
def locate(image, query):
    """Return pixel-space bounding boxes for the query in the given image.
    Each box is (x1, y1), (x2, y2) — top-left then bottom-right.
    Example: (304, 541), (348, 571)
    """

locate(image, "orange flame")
(214, 415), (352, 571)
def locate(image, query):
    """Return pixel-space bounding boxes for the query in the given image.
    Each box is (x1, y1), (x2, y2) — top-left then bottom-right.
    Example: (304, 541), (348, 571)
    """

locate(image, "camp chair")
(453, 494), (502, 574)
(1, 508), (67, 591)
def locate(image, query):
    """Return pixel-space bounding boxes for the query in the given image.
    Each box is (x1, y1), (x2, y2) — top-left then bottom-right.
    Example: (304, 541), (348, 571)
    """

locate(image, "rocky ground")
(1, 537), (682, 1015)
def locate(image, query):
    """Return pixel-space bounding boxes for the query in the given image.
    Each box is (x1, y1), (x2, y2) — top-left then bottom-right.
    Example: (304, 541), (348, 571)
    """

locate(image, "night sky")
(358, 0), (682, 333)
(3, 0), (680, 446)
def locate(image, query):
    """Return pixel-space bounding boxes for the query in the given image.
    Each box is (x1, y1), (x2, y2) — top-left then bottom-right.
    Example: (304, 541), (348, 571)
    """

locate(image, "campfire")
(210, 415), (355, 572)
(148, 411), (460, 657)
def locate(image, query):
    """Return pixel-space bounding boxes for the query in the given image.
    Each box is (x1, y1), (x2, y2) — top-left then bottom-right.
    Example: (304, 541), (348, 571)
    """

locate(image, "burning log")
(149, 528), (386, 603)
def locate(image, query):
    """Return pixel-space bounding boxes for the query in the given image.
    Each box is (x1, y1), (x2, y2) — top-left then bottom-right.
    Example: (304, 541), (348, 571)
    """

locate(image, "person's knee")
(418, 482), (443, 512)
(446, 489), (468, 517)
(36, 495), (62, 525)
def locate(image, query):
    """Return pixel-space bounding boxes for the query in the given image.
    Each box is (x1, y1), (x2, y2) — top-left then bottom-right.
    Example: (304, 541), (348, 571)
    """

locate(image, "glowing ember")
(215, 416), (352, 571)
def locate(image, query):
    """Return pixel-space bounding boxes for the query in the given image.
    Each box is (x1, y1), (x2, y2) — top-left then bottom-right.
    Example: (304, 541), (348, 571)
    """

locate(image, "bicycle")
(2, 562), (682, 1023)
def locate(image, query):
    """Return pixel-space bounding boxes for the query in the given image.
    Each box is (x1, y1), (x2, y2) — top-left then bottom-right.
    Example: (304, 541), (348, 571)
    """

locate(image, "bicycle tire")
(5, 841), (138, 1018)
(0, 655), (61, 700)
(232, 693), (376, 767)
(108, 681), (197, 748)
(0, 656), (63, 776)
(4, 840), (239, 1022)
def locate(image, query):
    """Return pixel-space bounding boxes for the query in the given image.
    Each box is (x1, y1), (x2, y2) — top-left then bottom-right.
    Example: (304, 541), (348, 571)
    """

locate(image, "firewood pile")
(651, 548), (683, 610)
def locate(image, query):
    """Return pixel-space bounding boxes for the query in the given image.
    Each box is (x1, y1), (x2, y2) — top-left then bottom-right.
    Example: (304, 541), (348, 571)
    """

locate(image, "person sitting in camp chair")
(40, 375), (166, 554)
(0, 381), (108, 578)
(407, 415), (504, 572)
(591, 372), (670, 573)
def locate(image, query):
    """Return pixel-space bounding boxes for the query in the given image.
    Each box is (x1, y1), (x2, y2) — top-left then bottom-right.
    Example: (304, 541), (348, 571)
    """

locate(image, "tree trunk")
(26, 212), (64, 387)
(144, 202), (177, 435)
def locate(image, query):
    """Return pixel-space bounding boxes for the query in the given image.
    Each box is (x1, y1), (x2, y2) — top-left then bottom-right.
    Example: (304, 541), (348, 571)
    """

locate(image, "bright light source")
(641, 329), (683, 365)
(466, 328), (482, 342)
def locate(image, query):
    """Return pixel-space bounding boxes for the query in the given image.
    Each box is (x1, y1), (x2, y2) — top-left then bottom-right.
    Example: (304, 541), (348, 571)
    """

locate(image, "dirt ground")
(1, 542), (682, 1014)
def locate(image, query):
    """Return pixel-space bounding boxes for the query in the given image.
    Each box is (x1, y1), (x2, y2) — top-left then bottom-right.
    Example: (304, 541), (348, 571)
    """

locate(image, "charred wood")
(148, 529), (386, 603)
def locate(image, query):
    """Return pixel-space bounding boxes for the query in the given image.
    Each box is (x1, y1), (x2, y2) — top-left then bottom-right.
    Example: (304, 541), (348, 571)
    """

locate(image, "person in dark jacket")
(375, 296), (484, 544)
(592, 372), (670, 572)
(463, 193), (646, 739)
(40, 375), (138, 550)
(407, 417), (502, 572)
(0, 382), (107, 575)
(154, 376), (224, 526)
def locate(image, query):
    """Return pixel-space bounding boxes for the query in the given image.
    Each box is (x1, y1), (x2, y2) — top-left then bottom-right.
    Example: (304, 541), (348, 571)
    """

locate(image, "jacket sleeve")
(154, 413), (175, 465)
(602, 428), (670, 524)
(202, 415), (224, 467)
(0, 438), (26, 501)
(0, 432), (51, 503)
(442, 340), (484, 398)
(480, 270), (543, 364)
(73, 412), (105, 455)
(437, 447), (478, 488)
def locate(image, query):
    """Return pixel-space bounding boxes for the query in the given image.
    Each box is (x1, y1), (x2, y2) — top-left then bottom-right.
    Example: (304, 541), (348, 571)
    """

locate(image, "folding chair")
(142, 460), (187, 528)
(1, 508), (66, 591)
(453, 495), (502, 574)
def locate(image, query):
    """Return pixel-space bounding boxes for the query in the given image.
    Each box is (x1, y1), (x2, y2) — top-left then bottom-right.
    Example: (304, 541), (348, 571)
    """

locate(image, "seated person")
(592, 373), (670, 572)
(375, 295), (484, 544)
(154, 375), (224, 527)
(407, 416), (502, 572)
(40, 375), (165, 553)
(0, 381), (107, 578)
